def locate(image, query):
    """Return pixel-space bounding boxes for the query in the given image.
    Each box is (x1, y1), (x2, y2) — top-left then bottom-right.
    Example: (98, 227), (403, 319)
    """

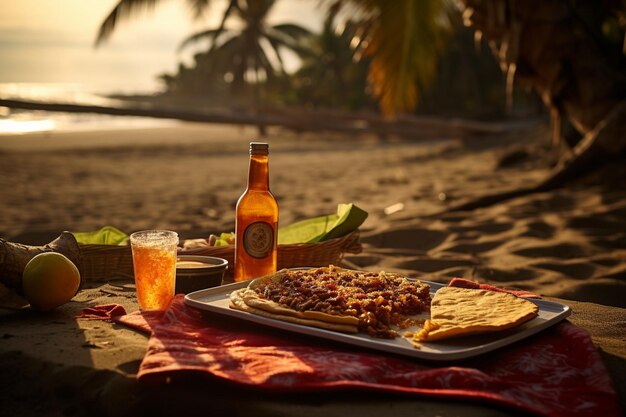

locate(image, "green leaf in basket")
(278, 203), (368, 245)
(215, 232), (235, 246)
(322, 203), (368, 241)
(72, 226), (129, 246)
(278, 214), (338, 245)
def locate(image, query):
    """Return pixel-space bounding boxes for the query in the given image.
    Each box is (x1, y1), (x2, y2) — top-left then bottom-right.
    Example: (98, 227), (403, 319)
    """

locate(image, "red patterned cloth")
(448, 278), (541, 298)
(76, 303), (128, 319)
(80, 293), (621, 417)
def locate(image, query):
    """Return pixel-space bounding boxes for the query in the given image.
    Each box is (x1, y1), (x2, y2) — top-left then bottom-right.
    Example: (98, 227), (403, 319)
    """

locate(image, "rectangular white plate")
(184, 280), (571, 361)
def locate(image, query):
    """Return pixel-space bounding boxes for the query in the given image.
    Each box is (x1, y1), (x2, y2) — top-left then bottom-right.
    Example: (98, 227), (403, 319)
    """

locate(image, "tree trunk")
(454, 0), (626, 210)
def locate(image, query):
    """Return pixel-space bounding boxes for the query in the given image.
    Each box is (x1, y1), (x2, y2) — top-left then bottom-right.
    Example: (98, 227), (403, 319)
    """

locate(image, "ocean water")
(0, 0), (325, 136)
(0, 0), (324, 136)
(0, 82), (179, 135)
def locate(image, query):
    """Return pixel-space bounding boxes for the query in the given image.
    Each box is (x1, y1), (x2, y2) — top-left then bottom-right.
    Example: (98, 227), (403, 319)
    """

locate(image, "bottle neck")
(247, 153), (269, 191)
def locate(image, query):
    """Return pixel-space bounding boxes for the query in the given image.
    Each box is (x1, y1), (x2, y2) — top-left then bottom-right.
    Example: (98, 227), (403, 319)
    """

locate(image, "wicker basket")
(79, 230), (362, 281)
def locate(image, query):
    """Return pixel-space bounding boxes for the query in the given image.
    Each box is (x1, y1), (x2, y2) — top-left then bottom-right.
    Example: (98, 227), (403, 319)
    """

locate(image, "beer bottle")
(234, 142), (279, 281)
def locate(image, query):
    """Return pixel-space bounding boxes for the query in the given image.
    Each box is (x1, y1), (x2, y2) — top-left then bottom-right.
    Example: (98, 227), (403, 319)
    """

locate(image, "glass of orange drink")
(130, 230), (179, 310)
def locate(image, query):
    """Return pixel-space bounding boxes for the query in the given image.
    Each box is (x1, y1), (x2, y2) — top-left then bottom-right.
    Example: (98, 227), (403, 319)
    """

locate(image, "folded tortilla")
(414, 286), (539, 342)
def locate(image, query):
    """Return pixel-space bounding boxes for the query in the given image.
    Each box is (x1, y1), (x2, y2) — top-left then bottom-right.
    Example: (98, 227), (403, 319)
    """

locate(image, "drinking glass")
(130, 230), (178, 310)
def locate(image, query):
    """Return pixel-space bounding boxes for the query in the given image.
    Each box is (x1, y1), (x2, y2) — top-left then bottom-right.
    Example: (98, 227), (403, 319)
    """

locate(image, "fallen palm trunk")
(448, 101), (626, 212)
(0, 232), (83, 292)
(0, 98), (538, 139)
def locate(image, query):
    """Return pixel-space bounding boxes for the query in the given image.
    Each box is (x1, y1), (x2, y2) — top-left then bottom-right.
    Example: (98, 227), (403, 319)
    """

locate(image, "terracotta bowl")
(175, 255), (228, 294)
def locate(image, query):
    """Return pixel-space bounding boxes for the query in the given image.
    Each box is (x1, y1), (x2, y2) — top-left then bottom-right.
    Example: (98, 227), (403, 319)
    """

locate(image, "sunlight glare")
(0, 119), (56, 135)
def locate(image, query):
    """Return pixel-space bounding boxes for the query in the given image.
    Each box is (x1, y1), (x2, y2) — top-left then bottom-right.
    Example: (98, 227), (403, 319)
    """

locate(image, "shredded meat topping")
(256, 266), (431, 338)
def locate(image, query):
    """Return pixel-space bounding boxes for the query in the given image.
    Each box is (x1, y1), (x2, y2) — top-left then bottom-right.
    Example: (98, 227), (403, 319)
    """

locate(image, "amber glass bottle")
(234, 142), (279, 282)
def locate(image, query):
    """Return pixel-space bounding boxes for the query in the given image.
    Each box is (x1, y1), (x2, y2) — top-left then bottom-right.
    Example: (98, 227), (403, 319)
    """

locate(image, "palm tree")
(95, 0), (216, 47)
(177, 0), (312, 102)
(291, 5), (372, 109)
(96, 0), (311, 136)
(95, 0), (455, 117)
(96, 0), (454, 117)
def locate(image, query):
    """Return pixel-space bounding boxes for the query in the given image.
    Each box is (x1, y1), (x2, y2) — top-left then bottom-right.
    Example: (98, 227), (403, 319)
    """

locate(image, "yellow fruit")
(22, 252), (81, 312)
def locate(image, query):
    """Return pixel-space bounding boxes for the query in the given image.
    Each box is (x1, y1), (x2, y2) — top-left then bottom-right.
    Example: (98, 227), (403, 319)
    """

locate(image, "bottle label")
(243, 221), (274, 259)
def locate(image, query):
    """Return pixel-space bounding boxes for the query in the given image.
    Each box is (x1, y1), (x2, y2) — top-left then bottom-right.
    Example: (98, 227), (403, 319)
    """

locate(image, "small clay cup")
(175, 255), (228, 294)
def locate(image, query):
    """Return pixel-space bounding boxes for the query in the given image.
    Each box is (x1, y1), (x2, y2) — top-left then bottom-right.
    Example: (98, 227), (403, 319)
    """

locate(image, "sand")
(1, 121), (625, 416)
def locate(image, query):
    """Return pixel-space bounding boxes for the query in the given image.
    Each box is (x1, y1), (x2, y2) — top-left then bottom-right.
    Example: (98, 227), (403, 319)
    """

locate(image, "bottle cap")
(250, 142), (269, 155)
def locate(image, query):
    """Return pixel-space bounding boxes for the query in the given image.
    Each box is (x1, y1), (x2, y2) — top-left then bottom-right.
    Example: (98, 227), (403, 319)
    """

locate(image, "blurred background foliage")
(152, 0), (518, 118)
(98, 0), (625, 120)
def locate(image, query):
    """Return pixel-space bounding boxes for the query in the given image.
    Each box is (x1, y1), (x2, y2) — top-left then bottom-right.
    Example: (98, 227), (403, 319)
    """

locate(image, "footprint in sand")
(592, 257), (622, 267)
(605, 265), (626, 280)
(604, 204), (626, 217)
(535, 193), (578, 211)
(473, 266), (539, 282)
(556, 280), (626, 308)
(519, 220), (557, 238)
(566, 215), (626, 236)
(361, 228), (448, 251)
(393, 258), (476, 273)
(592, 234), (626, 249)
(512, 243), (590, 259)
(439, 267), (474, 279)
(531, 261), (597, 280)
(447, 222), (513, 235)
(504, 194), (577, 218)
(342, 255), (382, 268)
(440, 240), (504, 254)
(436, 213), (467, 223)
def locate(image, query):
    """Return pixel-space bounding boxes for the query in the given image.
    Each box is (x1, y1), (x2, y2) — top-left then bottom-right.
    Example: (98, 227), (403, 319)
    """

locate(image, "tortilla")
(414, 286), (539, 342)
(240, 288), (360, 325)
(243, 270), (361, 326)
(229, 289), (359, 334)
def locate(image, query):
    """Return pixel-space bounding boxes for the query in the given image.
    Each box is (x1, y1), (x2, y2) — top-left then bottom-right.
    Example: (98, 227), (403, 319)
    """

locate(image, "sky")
(0, 0), (324, 95)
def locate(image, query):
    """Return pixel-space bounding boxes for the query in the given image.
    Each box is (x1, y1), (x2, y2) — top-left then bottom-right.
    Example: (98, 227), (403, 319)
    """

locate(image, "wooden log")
(0, 98), (538, 138)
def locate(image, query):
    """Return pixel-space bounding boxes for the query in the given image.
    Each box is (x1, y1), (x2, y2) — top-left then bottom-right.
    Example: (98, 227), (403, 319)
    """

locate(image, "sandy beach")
(1, 121), (625, 415)
(1, 121), (625, 304)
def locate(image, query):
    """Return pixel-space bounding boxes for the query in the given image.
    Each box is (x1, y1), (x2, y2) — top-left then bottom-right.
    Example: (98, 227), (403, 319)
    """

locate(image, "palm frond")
(200, 35), (242, 74)
(95, 0), (164, 47)
(208, 0), (240, 51)
(95, 0), (216, 47)
(178, 28), (231, 51)
(254, 39), (277, 78)
(215, 34), (245, 57)
(186, 0), (212, 19)
(271, 24), (313, 40)
(262, 36), (288, 74)
(347, 0), (453, 115)
(266, 31), (315, 58)
(242, 0), (276, 22)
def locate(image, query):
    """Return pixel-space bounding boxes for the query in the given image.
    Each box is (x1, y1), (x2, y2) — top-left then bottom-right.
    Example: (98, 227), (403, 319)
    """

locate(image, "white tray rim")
(184, 279), (571, 361)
